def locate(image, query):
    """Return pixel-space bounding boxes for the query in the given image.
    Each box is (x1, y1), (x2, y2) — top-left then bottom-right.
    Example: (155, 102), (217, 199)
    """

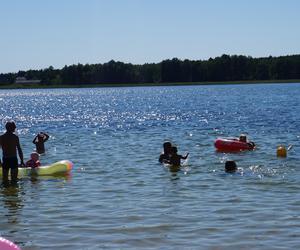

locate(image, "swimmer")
(33, 132), (49, 154)
(168, 146), (189, 166)
(225, 160), (237, 173)
(25, 152), (41, 169)
(239, 134), (255, 148)
(239, 134), (247, 142)
(159, 141), (172, 163)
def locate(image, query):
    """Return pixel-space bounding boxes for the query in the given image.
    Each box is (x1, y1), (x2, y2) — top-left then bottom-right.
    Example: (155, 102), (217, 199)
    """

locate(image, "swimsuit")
(2, 156), (18, 170)
(25, 159), (40, 168)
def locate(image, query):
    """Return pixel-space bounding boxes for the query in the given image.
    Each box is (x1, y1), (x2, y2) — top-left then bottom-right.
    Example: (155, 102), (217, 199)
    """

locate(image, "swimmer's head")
(225, 160), (237, 173)
(163, 141), (172, 153)
(239, 134), (247, 142)
(38, 132), (44, 138)
(30, 152), (40, 162)
(5, 121), (16, 133)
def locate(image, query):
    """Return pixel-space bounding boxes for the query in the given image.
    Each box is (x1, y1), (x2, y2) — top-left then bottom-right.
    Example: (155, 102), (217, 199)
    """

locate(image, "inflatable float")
(214, 138), (255, 152)
(0, 237), (21, 250)
(0, 160), (73, 178)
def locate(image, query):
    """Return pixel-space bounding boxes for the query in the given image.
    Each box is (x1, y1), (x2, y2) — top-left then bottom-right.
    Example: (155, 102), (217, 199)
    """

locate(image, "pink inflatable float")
(0, 237), (21, 250)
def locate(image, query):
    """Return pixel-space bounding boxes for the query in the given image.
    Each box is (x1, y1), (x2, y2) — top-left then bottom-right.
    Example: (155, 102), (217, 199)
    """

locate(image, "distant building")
(15, 77), (41, 84)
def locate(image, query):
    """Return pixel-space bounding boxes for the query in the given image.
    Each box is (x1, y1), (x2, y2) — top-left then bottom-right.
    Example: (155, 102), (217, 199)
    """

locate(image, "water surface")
(0, 83), (300, 249)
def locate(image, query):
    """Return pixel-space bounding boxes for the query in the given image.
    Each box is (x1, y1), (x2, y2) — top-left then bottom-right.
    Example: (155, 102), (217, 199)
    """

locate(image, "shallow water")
(0, 83), (300, 249)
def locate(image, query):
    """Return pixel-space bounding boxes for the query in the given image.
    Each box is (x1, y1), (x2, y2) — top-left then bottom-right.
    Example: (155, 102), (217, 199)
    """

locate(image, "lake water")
(0, 83), (300, 249)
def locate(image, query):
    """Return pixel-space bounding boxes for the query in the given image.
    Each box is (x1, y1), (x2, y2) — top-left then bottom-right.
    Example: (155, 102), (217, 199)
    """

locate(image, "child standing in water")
(168, 146), (189, 166)
(33, 132), (49, 154)
(159, 141), (172, 163)
(25, 152), (41, 169)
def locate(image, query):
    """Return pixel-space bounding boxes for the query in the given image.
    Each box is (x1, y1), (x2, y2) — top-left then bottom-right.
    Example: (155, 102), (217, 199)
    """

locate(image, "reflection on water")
(1, 183), (24, 225)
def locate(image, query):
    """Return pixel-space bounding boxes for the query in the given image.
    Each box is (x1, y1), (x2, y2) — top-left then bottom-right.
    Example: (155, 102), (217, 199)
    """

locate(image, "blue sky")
(1, 0), (299, 73)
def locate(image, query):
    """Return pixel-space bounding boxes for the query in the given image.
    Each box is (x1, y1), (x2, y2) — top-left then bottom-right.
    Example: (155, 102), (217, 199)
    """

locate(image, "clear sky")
(1, 0), (300, 73)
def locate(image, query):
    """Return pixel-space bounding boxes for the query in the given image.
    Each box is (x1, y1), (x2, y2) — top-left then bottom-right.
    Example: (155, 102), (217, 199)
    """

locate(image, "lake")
(0, 83), (300, 249)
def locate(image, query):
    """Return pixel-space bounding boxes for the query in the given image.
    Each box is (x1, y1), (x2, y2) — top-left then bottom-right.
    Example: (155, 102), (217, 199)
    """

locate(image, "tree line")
(1, 54), (300, 86)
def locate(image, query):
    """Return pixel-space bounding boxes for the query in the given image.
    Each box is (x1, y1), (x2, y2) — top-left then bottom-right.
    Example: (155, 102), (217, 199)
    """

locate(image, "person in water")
(25, 152), (41, 169)
(239, 134), (247, 142)
(0, 121), (25, 183)
(168, 146), (189, 166)
(159, 141), (172, 163)
(225, 160), (237, 173)
(33, 132), (49, 154)
(239, 134), (255, 148)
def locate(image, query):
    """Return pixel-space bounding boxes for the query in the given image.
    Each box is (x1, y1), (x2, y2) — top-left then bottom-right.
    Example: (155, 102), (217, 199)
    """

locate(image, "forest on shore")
(1, 54), (300, 86)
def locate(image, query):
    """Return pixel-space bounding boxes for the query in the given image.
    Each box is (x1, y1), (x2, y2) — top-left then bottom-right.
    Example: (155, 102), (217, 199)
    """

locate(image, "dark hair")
(225, 160), (237, 173)
(163, 141), (172, 148)
(239, 134), (247, 142)
(5, 121), (16, 133)
(171, 146), (178, 153)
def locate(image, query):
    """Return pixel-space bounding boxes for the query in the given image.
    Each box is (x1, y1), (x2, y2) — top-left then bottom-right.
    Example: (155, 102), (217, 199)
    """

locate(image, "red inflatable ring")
(214, 138), (255, 152)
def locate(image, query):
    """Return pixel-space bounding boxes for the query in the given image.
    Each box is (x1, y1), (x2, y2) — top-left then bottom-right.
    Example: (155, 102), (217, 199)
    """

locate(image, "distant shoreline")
(0, 79), (299, 89)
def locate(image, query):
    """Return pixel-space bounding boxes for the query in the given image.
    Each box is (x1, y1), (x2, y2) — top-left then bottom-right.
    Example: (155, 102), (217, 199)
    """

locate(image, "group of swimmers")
(159, 134), (292, 174)
(159, 141), (189, 166)
(158, 141), (247, 174)
(1, 120), (292, 182)
(0, 121), (49, 183)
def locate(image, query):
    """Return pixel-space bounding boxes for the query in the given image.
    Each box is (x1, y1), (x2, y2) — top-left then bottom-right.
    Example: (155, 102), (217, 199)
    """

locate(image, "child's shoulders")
(25, 159), (40, 168)
(25, 159), (33, 167)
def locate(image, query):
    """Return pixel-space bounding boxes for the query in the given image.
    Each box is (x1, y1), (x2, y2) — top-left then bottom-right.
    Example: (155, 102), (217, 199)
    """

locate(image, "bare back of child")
(168, 146), (189, 166)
